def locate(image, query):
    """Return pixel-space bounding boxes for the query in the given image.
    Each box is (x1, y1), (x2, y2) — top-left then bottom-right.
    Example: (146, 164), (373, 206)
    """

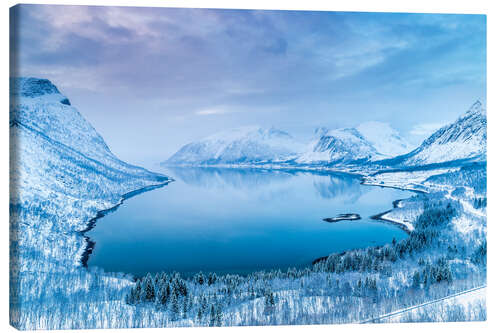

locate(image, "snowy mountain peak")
(163, 101), (485, 169)
(10, 76), (167, 186)
(11, 77), (71, 105)
(297, 127), (382, 165)
(11, 77), (61, 97)
(325, 127), (364, 139)
(296, 122), (411, 166)
(463, 100), (485, 117)
(356, 121), (412, 157)
(205, 126), (292, 142)
(164, 126), (301, 166)
(313, 127), (329, 138)
(267, 126), (293, 138)
(394, 101), (486, 166)
(10, 77), (113, 162)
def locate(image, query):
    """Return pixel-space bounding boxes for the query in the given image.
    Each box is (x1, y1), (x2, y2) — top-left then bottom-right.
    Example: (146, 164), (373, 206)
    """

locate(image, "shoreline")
(79, 179), (173, 267)
(163, 163), (372, 178)
(313, 207), (413, 266)
(80, 166), (416, 272)
(312, 209), (413, 266)
(370, 210), (412, 234)
(360, 180), (429, 194)
(362, 180), (427, 233)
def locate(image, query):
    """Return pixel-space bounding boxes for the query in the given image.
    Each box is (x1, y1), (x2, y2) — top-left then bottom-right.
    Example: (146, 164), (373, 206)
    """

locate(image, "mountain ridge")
(10, 77), (168, 178)
(163, 126), (303, 166)
(163, 102), (485, 170)
(296, 127), (382, 165)
(380, 101), (486, 167)
(356, 121), (413, 157)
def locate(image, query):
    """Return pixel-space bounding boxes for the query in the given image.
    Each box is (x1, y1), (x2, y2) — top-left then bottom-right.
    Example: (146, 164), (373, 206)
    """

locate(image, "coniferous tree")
(143, 274), (155, 302)
(209, 304), (216, 326)
(197, 307), (203, 323)
(197, 272), (205, 285)
(158, 285), (169, 306)
(215, 302), (223, 326)
(182, 295), (189, 319)
(170, 292), (179, 320)
(200, 295), (208, 314)
(208, 273), (217, 286)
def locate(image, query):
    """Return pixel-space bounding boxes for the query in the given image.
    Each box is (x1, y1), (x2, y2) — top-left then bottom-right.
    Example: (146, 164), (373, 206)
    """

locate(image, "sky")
(10, 4), (486, 168)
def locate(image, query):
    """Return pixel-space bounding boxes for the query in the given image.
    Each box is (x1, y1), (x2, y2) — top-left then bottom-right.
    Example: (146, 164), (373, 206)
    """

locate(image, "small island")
(323, 213), (361, 223)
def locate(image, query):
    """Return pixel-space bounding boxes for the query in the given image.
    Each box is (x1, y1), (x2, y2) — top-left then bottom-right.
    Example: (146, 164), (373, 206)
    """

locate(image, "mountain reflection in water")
(86, 167), (409, 277)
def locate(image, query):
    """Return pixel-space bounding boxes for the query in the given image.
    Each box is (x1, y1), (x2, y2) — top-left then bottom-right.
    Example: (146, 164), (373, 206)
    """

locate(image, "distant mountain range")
(163, 101), (486, 169)
(356, 121), (413, 157)
(162, 122), (414, 167)
(297, 127), (383, 165)
(163, 126), (302, 166)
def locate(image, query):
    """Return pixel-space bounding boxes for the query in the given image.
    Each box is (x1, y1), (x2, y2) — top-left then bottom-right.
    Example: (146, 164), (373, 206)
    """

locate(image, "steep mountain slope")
(10, 77), (162, 175)
(10, 76), (169, 259)
(296, 127), (383, 165)
(356, 121), (413, 157)
(163, 126), (302, 166)
(388, 101), (486, 166)
(10, 77), (170, 329)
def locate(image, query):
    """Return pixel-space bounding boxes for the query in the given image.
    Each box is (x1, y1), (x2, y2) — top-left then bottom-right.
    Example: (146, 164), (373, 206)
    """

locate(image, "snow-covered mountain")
(10, 77), (170, 328)
(296, 122), (410, 166)
(296, 127), (383, 165)
(165, 121), (413, 167)
(163, 126), (303, 166)
(10, 78), (166, 177)
(356, 121), (413, 157)
(10, 77), (169, 232)
(389, 101), (486, 166)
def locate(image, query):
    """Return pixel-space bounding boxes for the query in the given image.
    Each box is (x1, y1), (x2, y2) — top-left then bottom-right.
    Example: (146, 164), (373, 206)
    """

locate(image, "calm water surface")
(86, 168), (410, 277)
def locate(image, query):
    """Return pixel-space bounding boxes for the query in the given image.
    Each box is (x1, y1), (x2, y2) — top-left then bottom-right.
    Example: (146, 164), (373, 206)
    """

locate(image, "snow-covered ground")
(362, 163), (486, 239)
(362, 167), (461, 193)
(374, 286), (486, 323)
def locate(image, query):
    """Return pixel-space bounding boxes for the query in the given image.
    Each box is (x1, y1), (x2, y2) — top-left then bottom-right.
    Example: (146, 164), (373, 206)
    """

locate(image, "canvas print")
(9, 4), (486, 330)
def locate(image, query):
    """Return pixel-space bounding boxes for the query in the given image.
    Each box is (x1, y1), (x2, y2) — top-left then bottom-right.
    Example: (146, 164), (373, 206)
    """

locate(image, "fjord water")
(86, 168), (409, 277)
